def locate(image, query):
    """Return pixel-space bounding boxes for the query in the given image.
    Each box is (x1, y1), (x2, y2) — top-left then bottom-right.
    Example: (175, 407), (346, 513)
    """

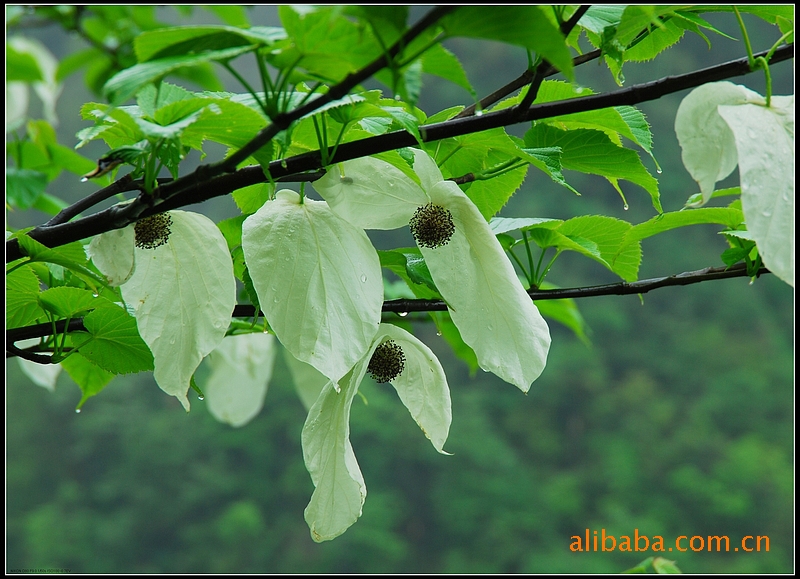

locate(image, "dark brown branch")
(6, 44), (794, 262)
(5, 263), (770, 355)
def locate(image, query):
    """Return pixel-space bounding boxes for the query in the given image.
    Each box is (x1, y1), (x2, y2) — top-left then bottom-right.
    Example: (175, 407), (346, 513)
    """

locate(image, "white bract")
(718, 96), (794, 288)
(242, 189), (383, 384)
(202, 333), (277, 427)
(91, 210), (236, 410)
(676, 82), (794, 287)
(302, 323), (451, 542)
(675, 81), (765, 205)
(314, 149), (551, 392)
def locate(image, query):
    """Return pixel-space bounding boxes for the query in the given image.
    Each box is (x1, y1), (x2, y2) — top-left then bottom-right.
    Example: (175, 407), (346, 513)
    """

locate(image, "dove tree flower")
(302, 323), (451, 542)
(88, 210), (236, 410)
(314, 149), (551, 392)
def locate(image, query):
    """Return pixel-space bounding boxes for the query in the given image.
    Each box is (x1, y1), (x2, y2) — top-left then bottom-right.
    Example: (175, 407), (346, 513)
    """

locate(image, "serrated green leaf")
(38, 286), (98, 318)
(625, 17), (684, 62)
(6, 265), (46, 329)
(134, 25), (283, 62)
(104, 45), (255, 104)
(442, 6), (573, 81)
(74, 300), (154, 374)
(203, 333), (276, 427)
(557, 215), (641, 281)
(61, 353), (115, 410)
(120, 211), (236, 410)
(526, 124), (661, 213)
(6, 168), (48, 209)
(242, 190), (383, 384)
(628, 207), (745, 243)
(232, 183), (272, 215)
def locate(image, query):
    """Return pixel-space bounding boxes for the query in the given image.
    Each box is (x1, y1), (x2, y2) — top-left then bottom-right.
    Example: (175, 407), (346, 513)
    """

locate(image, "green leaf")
(73, 300), (154, 374)
(442, 6), (574, 81)
(6, 168), (48, 209)
(718, 96), (794, 287)
(60, 353), (115, 410)
(16, 236), (104, 290)
(38, 287), (97, 318)
(557, 216), (641, 281)
(232, 183), (273, 215)
(120, 211), (237, 410)
(202, 333), (276, 427)
(674, 81), (765, 204)
(7, 43), (44, 82)
(242, 190), (383, 384)
(419, 43), (474, 96)
(624, 17), (684, 62)
(6, 265), (46, 329)
(628, 207), (745, 243)
(378, 249), (441, 300)
(103, 45), (255, 104)
(134, 25), (283, 62)
(526, 124), (661, 213)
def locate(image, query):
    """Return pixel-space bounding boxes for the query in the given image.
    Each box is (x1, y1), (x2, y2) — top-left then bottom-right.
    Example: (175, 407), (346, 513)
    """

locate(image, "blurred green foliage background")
(6, 6), (794, 573)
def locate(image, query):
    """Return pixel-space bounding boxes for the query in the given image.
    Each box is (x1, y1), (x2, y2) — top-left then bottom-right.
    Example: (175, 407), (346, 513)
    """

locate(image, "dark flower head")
(135, 213), (173, 249)
(367, 340), (405, 383)
(409, 203), (455, 249)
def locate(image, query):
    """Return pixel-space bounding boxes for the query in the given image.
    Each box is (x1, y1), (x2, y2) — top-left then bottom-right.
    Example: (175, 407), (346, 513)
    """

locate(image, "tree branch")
(5, 263), (771, 354)
(6, 44), (793, 263)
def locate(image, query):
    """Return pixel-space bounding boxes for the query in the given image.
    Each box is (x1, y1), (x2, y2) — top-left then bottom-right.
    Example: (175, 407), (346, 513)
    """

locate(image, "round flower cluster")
(367, 340), (406, 383)
(135, 213), (173, 249)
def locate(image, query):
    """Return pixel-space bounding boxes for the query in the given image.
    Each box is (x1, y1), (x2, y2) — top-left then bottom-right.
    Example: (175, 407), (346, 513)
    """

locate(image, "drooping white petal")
(121, 210), (236, 411)
(242, 189), (382, 383)
(377, 323), (451, 454)
(203, 333), (276, 427)
(675, 81), (765, 204)
(423, 181), (551, 392)
(87, 226), (136, 286)
(719, 97), (794, 287)
(313, 157), (429, 229)
(302, 368), (367, 542)
(411, 147), (445, 191)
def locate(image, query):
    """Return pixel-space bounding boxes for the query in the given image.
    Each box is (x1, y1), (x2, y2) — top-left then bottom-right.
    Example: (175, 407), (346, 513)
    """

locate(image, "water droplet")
(656, 168), (663, 174)
(92, 292), (99, 298)
(436, 330), (442, 336)
(263, 327), (269, 334)
(360, 274), (367, 283)
(394, 94), (402, 101)
(280, 160), (288, 169)
(749, 278), (755, 286)
(398, 311), (408, 317)
(80, 177), (89, 182)
(623, 204), (629, 211)
(475, 109), (484, 117)
(197, 395), (205, 401)
(75, 408), (81, 414)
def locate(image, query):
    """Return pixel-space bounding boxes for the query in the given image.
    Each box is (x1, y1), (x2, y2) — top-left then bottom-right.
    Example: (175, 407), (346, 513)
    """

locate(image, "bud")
(135, 213), (173, 249)
(367, 340), (406, 383)
(409, 203), (455, 249)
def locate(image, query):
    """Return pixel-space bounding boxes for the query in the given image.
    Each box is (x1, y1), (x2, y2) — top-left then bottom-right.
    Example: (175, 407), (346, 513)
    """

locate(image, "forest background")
(6, 5), (794, 574)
